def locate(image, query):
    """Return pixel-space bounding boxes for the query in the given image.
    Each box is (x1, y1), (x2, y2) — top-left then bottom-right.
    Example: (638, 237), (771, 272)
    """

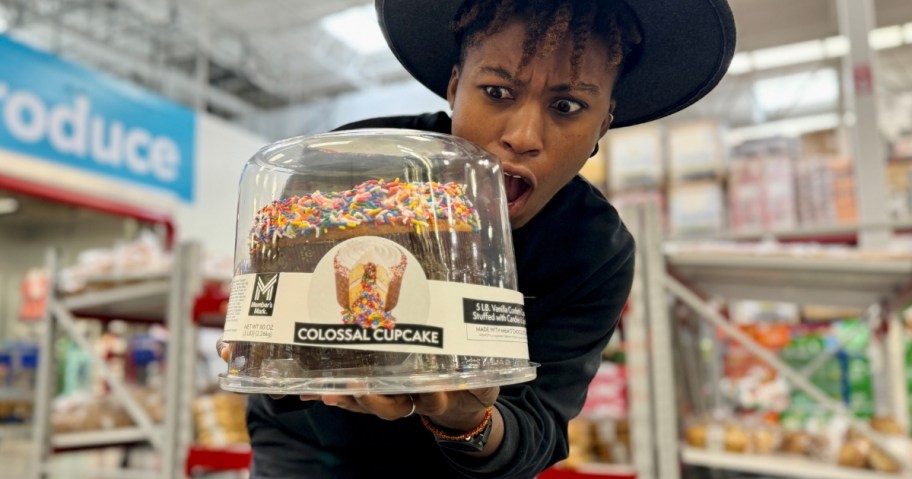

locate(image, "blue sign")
(0, 35), (195, 201)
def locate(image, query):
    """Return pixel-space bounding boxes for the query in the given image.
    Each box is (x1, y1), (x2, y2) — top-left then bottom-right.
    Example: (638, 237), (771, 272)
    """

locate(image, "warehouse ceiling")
(0, 0), (911, 126)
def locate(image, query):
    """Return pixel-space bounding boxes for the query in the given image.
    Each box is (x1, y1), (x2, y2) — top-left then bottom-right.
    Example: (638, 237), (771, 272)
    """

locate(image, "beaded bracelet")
(419, 406), (493, 441)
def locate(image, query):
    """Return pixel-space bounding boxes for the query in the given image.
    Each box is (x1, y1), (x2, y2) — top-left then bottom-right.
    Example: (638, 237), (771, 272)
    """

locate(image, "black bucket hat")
(375, 0), (736, 128)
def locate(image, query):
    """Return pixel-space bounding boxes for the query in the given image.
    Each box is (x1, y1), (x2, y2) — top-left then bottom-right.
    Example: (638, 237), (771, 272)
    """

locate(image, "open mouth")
(503, 173), (531, 206)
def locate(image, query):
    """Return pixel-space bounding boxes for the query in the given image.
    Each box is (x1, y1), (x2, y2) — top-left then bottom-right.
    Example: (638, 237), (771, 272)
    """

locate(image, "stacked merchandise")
(607, 122), (667, 228)
(558, 340), (632, 470)
(666, 119), (728, 237)
(779, 319), (874, 427)
(793, 129), (858, 228)
(56, 231), (233, 295)
(562, 415), (631, 469)
(684, 414), (908, 473)
(58, 232), (173, 295)
(728, 127), (860, 234)
(886, 158), (912, 219)
(883, 92), (912, 219)
(683, 301), (912, 474)
(192, 393), (249, 447)
(886, 128), (912, 219)
(728, 137), (799, 234)
(27, 234), (232, 436)
(607, 118), (729, 236)
(606, 119), (879, 238)
(50, 323), (167, 434)
(0, 342), (37, 423)
(50, 387), (165, 433)
(908, 340), (912, 427)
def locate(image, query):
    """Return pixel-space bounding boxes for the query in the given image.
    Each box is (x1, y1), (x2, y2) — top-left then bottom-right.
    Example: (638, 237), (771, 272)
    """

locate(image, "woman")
(230, 1), (735, 477)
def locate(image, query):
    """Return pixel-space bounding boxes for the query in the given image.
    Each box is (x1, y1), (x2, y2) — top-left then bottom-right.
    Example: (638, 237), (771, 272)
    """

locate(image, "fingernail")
(299, 395), (319, 401)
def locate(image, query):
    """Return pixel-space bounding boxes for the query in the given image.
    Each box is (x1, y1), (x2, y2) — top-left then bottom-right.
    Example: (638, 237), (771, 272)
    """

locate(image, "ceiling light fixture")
(731, 22), (912, 76)
(320, 4), (387, 55)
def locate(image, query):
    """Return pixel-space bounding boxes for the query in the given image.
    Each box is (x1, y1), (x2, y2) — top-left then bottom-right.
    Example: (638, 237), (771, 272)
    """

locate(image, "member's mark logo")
(249, 273), (279, 316)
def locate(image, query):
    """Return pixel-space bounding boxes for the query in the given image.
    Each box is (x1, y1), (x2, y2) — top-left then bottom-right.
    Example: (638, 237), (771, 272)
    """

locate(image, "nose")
(500, 104), (544, 157)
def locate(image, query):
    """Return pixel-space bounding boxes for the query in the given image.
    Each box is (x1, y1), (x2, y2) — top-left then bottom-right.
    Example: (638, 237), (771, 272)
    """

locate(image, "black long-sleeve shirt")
(245, 112), (635, 478)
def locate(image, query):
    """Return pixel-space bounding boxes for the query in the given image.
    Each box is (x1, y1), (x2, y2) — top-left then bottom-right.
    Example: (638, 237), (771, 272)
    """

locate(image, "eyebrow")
(478, 66), (602, 95)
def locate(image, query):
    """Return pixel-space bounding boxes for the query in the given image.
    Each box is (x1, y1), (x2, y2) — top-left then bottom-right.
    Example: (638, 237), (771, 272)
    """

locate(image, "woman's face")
(447, 17), (619, 229)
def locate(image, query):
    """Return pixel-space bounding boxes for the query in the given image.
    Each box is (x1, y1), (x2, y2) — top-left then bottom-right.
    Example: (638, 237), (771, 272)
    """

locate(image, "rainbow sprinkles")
(250, 179), (481, 252)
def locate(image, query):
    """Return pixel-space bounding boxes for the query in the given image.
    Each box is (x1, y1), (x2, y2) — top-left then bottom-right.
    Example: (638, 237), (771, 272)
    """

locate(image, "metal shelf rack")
(681, 446), (911, 479)
(27, 242), (231, 479)
(626, 203), (912, 479)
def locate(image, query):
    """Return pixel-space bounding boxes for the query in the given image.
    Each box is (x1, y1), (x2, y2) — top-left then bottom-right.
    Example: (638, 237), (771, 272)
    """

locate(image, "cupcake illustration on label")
(305, 236), (434, 350)
(333, 239), (408, 328)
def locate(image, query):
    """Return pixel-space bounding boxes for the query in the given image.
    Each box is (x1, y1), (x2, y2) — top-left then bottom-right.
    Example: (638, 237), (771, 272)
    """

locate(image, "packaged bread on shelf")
(593, 417), (631, 464)
(193, 393), (249, 447)
(562, 417), (596, 468)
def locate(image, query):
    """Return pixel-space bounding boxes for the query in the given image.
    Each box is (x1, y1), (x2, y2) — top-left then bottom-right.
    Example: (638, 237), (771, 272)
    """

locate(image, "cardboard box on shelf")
(607, 123), (664, 191)
(728, 157), (765, 233)
(668, 119), (726, 181)
(763, 155), (799, 231)
(610, 187), (667, 233)
(800, 128), (846, 158)
(795, 155), (858, 227)
(669, 181), (726, 237)
(728, 154), (798, 234)
(890, 133), (912, 160)
(830, 158), (858, 225)
(885, 160), (912, 218)
(728, 136), (800, 234)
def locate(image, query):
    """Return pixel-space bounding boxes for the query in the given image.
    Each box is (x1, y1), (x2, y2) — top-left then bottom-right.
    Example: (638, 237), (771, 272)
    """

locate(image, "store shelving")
(52, 426), (164, 451)
(63, 277), (171, 323)
(681, 446), (912, 479)
(666, 248), (912, 308)
(0, 423), (31, 440)
(28, 242), (230, 479)
(625, 202), (912, 479)
(0, 389), (33, 402)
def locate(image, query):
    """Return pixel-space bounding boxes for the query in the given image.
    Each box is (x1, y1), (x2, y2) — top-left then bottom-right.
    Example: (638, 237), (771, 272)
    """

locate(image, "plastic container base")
(219, 364), (538, 395)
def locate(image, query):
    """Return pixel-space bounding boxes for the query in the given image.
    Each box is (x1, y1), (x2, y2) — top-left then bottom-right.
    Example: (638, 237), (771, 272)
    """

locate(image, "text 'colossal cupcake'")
(220, 129), (537, 395)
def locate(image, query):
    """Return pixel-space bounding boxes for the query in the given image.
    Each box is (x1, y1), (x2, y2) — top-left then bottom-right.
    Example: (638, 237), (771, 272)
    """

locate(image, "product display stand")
(29, 243), (204, 479)
(630, 201), (912, 478)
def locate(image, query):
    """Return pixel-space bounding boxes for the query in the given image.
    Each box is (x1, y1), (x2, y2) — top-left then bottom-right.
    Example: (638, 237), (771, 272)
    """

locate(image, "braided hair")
(452, 0), (642, 82)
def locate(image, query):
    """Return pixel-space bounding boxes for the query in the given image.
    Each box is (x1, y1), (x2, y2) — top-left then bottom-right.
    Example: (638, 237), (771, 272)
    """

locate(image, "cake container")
(220, 129), (536, 395)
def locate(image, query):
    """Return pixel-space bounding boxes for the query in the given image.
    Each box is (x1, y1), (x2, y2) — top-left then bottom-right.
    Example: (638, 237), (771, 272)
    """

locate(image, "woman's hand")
(305, 387), (498, 429)
(216, 336), (497, 430)
(217, 336), (232, 362)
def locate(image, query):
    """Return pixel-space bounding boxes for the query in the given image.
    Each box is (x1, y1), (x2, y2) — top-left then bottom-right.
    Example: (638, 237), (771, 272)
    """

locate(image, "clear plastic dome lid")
(220, 129), (536, 395)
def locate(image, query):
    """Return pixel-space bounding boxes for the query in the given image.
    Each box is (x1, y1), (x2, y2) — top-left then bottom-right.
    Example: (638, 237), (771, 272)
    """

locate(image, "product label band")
(463, 298), (526, 327)
(222, 236), (528, 359)
(293, 323), (444, 348)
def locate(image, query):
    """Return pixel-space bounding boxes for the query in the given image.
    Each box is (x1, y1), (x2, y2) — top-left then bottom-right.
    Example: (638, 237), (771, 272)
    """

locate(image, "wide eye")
(483, 86), (513, 100)
(552, 99), (584, 114)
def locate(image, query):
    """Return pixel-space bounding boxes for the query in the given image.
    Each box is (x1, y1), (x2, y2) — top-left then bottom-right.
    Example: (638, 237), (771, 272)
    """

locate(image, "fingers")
(404, 395), (417, 418)
(216, 337), (232, 362)
(320, 394), (416, 421)
(289, 387), (500, 424)
(467, 387), (499, 408)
